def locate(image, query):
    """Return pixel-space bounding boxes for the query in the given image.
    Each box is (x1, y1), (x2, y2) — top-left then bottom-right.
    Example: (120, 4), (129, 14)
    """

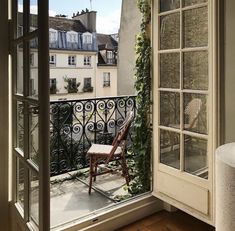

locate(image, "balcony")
(48, 95), (138, 227)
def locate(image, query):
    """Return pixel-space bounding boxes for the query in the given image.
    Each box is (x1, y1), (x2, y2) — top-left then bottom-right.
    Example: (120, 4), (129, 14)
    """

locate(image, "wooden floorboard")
(116, 211), (215, 231)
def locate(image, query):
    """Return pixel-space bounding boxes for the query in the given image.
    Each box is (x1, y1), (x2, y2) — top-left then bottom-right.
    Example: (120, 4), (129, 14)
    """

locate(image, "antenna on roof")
(90, 0), (93, 10)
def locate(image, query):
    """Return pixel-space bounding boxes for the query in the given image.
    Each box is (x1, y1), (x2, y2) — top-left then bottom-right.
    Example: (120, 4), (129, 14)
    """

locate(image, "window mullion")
(180, 0), (184, 172)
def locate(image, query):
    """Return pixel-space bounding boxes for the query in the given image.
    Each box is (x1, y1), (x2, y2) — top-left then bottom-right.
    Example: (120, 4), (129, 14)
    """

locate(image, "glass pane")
(183, 7), (208, 48)
(17, 0), (23, 38)
(183, 51), (208, 90)
(29, 38), (38, 98)
(17, 43), (24, 95)
(29, 105), (39, 166)
(160, 13), (180, 50)
(160, 0), (180, 12)
(160, 53), (180, 89)
(30, 0), (38, 31)
(17, 159), (24, 210)
(184, 135), (208, 179)
(183, 0), (207, 7)
(160, 129), (180, 169)
(183, 93), (207, 134)
(30, 171), (39, 226)
(17, 101), (24, 151)
(160, 92), (180, 129)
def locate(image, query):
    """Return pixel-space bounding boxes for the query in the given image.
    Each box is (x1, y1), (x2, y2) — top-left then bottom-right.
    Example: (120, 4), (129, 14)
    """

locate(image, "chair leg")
(94, 163), (98, 182)
(121, 156), (130, 186)
(89, 156), (94, 194)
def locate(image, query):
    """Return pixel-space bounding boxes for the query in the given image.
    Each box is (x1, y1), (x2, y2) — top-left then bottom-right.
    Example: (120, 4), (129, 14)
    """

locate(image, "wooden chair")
(166, 98), (202, 152)
(184, 98), (202, 130)
(87, 111), (134, 194)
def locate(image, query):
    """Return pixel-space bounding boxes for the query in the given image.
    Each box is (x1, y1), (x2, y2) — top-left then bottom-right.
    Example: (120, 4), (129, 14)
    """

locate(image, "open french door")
(152, 0), (216, 225)
(10, 0), (50, 230)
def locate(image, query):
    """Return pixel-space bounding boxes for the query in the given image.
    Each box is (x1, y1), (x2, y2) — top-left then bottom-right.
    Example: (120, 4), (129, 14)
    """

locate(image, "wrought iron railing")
(50, 95), (136, 176)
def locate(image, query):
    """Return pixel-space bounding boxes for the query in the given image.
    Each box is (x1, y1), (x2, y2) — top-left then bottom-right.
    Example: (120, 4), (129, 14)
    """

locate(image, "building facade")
(18, 11), (118, 101)
(96, 33), (118, 97)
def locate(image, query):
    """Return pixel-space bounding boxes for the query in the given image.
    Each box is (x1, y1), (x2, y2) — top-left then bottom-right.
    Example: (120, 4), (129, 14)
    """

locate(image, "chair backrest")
(106, 111), (134, 163)
(185, 98), (202, 129)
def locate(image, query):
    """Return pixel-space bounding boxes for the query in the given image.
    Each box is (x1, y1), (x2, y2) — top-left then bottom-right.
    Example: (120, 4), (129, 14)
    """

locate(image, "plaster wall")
(224, 0), (235, 143)
(117, 0), (141, 96)
(96, 66), (117, 97)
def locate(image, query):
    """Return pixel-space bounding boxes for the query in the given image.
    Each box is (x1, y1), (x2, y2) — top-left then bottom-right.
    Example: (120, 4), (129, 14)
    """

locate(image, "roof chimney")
(72, 10), (97, 33)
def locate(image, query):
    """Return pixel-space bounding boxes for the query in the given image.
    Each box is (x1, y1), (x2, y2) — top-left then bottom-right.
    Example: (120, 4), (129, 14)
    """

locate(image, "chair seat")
(87, 144), (122, 156)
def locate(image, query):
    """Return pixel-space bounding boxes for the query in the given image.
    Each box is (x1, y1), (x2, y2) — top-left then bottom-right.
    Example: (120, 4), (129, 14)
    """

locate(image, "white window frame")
(68, 55), (76, 66)
(107, 51), (113, 59)
(152, 0), (216, 223)
(107, 51), (114, 64)
(83, 32), (92, 44)
(67, 31), (78, 43)
(103, 72), (111, 87)
(49, 54), (56, 66)
(84, 55), (92, 66)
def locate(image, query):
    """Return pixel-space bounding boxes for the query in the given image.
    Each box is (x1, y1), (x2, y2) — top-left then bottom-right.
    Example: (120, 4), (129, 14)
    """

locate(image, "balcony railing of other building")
(106, 58), (117, 65)
(83, 85), (94, 93)
(50, 95), (136, 176)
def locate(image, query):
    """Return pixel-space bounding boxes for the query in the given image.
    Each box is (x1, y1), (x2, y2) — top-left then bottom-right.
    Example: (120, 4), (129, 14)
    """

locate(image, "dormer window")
(67, 31), (78, 43)
(83, 32), (92, 44)
(49, 29), (57, 43)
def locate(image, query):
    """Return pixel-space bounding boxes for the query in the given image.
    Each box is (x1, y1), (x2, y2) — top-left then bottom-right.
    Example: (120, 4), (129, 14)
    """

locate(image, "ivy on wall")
(130, 0), (152, 194)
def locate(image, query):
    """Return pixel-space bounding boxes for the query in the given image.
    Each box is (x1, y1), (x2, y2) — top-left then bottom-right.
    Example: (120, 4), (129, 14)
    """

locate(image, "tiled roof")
(49, 17), (87, 33)
(97, 34), (118, 50)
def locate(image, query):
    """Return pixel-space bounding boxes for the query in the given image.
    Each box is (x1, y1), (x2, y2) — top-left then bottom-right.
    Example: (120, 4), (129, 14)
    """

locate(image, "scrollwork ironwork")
(50, 95), (136, 176)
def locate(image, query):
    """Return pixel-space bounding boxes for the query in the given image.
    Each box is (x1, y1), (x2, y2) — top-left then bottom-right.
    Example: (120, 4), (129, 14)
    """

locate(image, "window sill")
(51, 193), (163, 231)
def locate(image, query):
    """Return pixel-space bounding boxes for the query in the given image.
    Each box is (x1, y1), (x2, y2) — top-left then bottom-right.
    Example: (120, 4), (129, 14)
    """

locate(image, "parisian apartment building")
(17, 10), (118, 101)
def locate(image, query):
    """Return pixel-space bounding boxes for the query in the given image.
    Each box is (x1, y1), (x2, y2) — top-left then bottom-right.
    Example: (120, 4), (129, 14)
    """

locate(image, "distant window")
(107, 51), (114, 64)
(30, 53), (34, 66)
(68, 55), (76, 66)
(50, 79), (57, 94)
(107, 51), (113, 59)
(66, 78), (78, 93)
(83, 33), (92, 44)
(103, 72), (110, 87)
(84, 78), (92, 87)
(83, 77), (93, 92)
(49, 30), (57, 43)
(67, 32), (78, 43)
(49, 55), (56, 66)
(84, 56), (91, 66)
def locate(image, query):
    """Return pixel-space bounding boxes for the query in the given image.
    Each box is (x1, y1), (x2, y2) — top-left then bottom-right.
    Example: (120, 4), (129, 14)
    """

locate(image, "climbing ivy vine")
(130, 0), (152, 194)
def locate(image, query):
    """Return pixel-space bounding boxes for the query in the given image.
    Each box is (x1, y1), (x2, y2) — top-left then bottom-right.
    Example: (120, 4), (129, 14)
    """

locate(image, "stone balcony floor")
(50, 170), (130, 228)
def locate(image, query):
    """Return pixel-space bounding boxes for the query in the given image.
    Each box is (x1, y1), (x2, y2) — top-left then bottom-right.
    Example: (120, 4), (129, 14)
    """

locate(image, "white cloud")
(97, 9), (121, 34)
(18, 5), (56, 17)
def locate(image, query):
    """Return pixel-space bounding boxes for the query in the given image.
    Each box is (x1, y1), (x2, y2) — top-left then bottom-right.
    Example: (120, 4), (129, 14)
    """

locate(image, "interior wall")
(224, 0), (235, 143)
(0, 0), (9, 230)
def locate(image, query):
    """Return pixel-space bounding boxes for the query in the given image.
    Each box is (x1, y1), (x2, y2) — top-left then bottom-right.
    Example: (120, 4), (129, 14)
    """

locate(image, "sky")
(48, 0), (123, 34)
